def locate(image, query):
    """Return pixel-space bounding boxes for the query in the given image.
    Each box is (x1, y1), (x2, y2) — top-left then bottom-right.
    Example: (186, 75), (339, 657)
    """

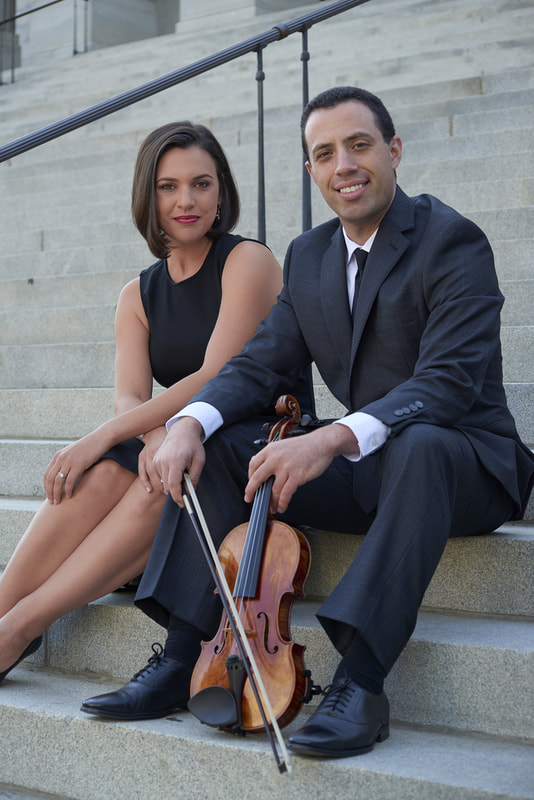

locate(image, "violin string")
(236, 479), (268, 597)
(184, 475), (291, 773)
(232, 480), (268, 656)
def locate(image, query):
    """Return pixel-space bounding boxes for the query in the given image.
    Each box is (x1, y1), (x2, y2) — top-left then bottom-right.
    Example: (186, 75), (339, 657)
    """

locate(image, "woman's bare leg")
(0, 476), (166, 673)
(0, 459), (137, 618)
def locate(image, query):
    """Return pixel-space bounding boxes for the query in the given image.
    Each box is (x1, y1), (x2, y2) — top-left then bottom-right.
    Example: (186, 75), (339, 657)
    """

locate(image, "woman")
(0, 121), (283, 682)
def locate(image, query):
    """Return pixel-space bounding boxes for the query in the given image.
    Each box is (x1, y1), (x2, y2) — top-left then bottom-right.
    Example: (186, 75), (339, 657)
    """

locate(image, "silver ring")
(57, 471), (66, 479)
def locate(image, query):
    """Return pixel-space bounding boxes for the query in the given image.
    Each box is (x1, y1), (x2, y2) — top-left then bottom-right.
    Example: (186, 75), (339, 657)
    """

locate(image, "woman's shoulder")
(139, 258), (166, 281)
(214, 232), (270, 262)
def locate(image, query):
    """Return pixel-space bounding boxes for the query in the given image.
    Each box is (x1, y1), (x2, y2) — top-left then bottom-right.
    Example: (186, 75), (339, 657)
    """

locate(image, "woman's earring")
(216, 203), (221, 222)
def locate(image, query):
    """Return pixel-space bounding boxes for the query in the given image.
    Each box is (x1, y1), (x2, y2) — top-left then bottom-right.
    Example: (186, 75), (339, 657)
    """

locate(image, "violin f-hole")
(257, 610), (279, 655)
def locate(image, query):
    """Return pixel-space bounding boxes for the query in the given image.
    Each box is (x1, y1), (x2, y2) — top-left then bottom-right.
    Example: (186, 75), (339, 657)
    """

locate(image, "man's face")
(304, 100), (402, 243)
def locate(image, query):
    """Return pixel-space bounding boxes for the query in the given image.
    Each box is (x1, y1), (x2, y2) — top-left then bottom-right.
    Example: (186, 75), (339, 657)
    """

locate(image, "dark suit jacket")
(194, 187), (534, 518)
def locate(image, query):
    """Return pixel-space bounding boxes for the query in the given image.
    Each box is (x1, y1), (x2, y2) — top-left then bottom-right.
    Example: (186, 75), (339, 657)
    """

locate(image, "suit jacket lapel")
(350, 188), (414, 367)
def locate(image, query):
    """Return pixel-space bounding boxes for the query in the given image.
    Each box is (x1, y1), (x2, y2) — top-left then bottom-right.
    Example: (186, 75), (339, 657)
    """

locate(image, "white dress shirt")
(167, 227), (390, 460)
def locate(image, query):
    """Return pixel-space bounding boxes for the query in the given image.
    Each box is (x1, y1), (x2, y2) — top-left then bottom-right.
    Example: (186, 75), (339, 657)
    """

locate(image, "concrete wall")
(12, 0), (319, 65)
(13, 0), (178, 64)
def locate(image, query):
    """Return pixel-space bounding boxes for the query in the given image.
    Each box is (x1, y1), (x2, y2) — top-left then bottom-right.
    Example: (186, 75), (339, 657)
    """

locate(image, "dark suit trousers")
(135, 418), (515, 675)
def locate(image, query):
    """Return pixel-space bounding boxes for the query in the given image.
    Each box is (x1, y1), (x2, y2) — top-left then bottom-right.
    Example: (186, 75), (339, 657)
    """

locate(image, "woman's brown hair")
(132, 121), (240, 259)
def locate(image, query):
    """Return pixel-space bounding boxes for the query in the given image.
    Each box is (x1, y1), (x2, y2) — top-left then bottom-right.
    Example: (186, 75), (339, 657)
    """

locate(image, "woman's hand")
(44, 430), (111, 504)
(137, 426), (168, 494)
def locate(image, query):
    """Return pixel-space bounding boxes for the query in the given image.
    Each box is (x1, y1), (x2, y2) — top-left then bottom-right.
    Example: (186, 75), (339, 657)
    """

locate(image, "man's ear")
(389, 136), (402, 171)
(305, 160), (317, 185)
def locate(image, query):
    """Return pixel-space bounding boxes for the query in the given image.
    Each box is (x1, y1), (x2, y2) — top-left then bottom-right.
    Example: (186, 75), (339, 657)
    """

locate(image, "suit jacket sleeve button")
(393, 409), (404, 416)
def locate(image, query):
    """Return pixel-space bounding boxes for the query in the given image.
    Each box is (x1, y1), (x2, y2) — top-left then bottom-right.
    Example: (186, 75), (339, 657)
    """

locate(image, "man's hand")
(153, 416), (206, 507)
(245, 422), (359, 514)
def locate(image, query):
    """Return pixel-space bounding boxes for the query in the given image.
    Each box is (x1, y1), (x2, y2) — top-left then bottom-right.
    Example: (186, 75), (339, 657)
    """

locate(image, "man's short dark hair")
(301, 87), (396, 159)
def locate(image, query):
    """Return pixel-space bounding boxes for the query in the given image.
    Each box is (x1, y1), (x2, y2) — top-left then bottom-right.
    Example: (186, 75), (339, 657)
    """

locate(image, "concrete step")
(0, 374), (531, 442)
(3, 107), (533, 198)
(0, 319), (531, 388)
(0, 201), (531, 284)
(0, 305), (116, 346)
(0, 388), (115, 438)
(4, 319), (528, 386)
(1, 74), (532, 183)
(0, 270), (139, 312)
(2, 14), (532, 139)
(1, 666), (532, 800)
(0, 241), (152, 282)
(1, 463), (532, 611)
(0, 0), (530, 112)
(0, 586), (531, 741)
(305, 523), (534, 619)
(4, 93), (534, 188)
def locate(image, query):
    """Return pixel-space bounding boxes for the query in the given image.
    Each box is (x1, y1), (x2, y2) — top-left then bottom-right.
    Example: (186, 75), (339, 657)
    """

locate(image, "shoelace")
(132, 642), (165, 682)
(320, 678), (355, 717)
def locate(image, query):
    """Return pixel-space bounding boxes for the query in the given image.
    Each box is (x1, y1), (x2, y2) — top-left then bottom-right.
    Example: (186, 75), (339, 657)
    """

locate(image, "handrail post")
(301, 25), (311, 232)
(73, 0), (77, 54)
(83, 0), (88, 53)
(10, 4), (15, 82)
(255, 44), (266, 245)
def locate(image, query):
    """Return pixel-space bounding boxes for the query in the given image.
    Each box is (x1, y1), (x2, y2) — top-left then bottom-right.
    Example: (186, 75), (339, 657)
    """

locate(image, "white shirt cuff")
(333, 412), (390, 461)
(166, 402), (224, 441)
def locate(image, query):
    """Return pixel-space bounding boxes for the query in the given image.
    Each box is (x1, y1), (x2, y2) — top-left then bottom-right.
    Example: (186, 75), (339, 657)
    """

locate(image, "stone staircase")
(0, 0), (533, 797)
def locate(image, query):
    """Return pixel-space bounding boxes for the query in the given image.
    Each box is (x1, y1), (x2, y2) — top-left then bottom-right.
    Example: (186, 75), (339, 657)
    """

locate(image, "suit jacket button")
(394, 409), (404, 416)
(415, 400), (424, 408)
(409, 403), (418, 411)
(402, 407), (411, 414)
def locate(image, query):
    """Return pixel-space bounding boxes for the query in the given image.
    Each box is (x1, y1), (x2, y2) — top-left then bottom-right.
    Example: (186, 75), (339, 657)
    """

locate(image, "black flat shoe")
(0, 635), (43, 685)
(80, 643), (191, 720)
(288, 677), (389, 758)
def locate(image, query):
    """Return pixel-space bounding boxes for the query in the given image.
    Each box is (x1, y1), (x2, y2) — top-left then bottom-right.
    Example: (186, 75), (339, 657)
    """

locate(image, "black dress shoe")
(80, 643), (191, 720)
(288, 677), (389, 758)
(0, 635), (43, 685)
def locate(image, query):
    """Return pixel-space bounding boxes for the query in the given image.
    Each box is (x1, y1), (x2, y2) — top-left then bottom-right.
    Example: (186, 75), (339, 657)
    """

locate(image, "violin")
(184, 396), (319, 768)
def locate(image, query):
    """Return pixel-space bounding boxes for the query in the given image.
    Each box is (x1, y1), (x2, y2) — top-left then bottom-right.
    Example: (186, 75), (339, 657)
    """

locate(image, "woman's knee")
(82, 458), (136, 500)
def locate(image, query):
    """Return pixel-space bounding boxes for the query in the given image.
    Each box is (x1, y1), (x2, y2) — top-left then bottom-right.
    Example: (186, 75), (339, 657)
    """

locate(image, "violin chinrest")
(188, 686), (239, 729)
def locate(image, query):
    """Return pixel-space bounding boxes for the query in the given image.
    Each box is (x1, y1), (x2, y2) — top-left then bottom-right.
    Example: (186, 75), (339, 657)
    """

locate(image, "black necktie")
(351, 248), (368, 325)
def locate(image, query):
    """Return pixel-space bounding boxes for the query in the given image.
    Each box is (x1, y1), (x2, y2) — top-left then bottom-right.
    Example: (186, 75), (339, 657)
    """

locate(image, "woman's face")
(155, 145), (221, 249)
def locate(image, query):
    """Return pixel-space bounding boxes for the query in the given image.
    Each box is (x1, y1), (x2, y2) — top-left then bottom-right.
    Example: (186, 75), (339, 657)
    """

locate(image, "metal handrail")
(1, 0), (69, 26)
(0, 0), (370, 162)
(0, 0), (371, 236)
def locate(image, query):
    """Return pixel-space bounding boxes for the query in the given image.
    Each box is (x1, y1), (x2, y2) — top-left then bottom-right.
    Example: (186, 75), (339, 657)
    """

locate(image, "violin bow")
(183, 473), (291, 774)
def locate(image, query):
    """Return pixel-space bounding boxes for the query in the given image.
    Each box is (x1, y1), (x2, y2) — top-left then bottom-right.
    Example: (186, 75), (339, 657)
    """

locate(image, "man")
(82, 87), (534, 759)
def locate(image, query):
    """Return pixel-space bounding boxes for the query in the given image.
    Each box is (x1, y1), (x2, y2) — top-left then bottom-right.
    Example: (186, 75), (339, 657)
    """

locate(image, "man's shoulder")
(290, 217), (341, 251)
(394, 187), (487, 241)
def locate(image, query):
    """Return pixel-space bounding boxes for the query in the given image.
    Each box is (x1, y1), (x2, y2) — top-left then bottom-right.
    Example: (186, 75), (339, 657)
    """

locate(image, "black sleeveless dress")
(101, 233), (252, 472)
